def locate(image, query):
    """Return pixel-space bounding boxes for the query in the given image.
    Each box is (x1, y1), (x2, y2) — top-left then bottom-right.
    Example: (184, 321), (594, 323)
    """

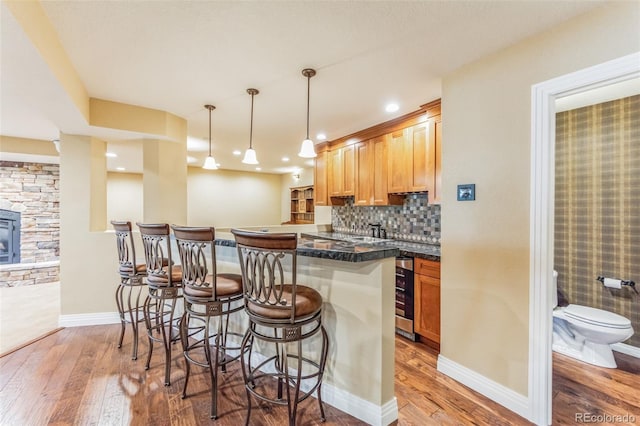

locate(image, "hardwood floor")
(1, 325), (637, 425)
(552, 350), (640, 425)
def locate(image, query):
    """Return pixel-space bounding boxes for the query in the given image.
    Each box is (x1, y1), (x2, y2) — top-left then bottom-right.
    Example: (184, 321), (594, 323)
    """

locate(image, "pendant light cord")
(249, 92), (254, 149)
(306, 74), (310, 140)
(208, 107), (212, 157)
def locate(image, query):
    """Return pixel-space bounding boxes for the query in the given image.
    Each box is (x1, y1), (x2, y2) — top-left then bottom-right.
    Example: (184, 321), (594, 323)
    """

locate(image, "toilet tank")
(552, 270), (558, 308)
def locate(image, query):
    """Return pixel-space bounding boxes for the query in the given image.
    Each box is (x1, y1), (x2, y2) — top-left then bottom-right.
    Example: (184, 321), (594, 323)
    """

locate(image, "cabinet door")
(314, 149), (328, 206)
(328, 148), (343, 197)
(408, 122), (435, 193)
(431, 115), (442, 204)
(342, 144), (356, 196)
(387, 129), (407, 193)
(414, 274), (441, 343)
(354, 140), (373, 205)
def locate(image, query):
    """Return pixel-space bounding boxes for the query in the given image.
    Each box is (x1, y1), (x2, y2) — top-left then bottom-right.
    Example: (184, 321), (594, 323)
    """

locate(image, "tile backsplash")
(331, 194), (440, 244)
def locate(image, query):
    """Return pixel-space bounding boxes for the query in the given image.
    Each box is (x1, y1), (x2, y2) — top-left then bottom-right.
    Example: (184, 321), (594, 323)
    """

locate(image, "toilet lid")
(565, 304), (631, 329)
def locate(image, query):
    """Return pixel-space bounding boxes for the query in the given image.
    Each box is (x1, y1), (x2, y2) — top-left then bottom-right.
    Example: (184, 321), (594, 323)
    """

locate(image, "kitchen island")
(214, 231), (399, 426)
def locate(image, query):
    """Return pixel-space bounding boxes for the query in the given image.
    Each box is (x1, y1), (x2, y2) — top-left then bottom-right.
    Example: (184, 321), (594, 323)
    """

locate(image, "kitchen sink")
(347, 236), (394, 244)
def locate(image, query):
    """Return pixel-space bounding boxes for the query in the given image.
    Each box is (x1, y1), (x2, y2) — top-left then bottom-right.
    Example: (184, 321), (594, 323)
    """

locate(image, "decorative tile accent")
(331, 194), (441, 244)
(555, 94), (640, 348)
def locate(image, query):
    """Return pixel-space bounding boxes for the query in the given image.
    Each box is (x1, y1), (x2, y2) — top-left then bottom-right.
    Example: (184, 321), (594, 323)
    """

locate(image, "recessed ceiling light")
(116, 167), (125, 171)
(233, 150), (242, 156)
(385, 103), (399, 113)
(316, 133), (326, 141)
(106, 152), (117, 158)
(255, 167), (262, 171)
(282, 157), (290, 162)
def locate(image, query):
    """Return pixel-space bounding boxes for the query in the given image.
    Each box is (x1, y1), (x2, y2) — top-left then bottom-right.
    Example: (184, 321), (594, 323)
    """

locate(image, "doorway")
(529, 52), (640, 425)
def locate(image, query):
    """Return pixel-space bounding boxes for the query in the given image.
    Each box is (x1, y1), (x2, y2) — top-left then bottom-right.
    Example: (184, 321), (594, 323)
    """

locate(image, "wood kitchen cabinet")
(314, 99), (441, 203)
(328, 144), (355, 201)
(314, 145), (328, 206)
(414, 258), (440, 344)
(387, 121), (435, 195)
(432, 114), (442, 204)
(354, 140), (373, 205)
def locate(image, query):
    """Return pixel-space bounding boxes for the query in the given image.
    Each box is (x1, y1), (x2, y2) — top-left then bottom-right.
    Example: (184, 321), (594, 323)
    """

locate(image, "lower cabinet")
(414, 258), (440, 344)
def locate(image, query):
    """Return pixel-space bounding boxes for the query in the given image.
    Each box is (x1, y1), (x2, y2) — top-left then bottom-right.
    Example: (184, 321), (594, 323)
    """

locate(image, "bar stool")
(137, 223), (183, 386)
(231, 229), (329, 426)
(111, 220), (147, 360)
(171, 225), (245, 419)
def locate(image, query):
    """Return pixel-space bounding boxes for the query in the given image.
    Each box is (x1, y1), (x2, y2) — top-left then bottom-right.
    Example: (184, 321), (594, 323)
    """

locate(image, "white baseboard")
(318, 383), (398, 426)
(59, 311), (120, 327)
(612, 342), (640, 358)
(437, 355), (530, 422)
(246, 350), (398, 425)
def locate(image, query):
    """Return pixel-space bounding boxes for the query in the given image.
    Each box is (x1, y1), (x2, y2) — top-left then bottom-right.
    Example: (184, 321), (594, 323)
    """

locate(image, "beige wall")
(440, 2), (640, 396)
(107, 172), (143, 228)
(187, 167), (282, 227)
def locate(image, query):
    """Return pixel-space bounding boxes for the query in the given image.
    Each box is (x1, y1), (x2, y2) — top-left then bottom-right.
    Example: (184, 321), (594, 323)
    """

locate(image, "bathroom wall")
(555, 94), (640, 347)
(331, 194), (441, 244)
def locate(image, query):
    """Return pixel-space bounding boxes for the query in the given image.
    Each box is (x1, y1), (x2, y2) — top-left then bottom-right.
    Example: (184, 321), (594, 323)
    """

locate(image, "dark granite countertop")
(300, 232), (441, 261)
(215, 231), (440, 263)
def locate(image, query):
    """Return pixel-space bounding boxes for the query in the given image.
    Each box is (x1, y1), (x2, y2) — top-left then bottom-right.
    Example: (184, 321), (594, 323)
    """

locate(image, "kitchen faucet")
(368, 223), (386, 238)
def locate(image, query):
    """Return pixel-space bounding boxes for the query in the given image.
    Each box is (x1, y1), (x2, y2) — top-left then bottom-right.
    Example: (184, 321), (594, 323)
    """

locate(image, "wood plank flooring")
(1, 325), (637, 425)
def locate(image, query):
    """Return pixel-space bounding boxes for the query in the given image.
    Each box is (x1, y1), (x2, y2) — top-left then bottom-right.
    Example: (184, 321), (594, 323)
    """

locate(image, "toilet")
(552, 270), (634, 368)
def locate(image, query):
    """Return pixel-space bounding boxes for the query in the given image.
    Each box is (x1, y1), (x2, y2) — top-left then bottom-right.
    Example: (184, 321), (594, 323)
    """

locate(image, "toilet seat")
(564, 304), (631, 329)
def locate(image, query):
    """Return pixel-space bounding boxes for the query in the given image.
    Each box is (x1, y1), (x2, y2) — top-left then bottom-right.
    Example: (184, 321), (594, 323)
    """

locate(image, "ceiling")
(1, 1), (606, 174)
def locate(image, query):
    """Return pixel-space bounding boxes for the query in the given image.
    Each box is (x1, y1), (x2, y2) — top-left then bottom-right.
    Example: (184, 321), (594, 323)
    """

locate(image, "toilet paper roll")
(603, 278), (622, 289)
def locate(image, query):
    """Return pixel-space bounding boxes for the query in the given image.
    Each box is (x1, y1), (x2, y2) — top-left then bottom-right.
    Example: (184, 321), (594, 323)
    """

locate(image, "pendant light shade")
(242, 88), (260, 165)
(298, 68), (317, 158)
(202, 104), (218, 170)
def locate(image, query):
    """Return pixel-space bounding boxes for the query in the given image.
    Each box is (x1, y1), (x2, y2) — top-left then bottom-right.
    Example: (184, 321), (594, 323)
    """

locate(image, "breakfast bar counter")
(214, 232), (398, 426)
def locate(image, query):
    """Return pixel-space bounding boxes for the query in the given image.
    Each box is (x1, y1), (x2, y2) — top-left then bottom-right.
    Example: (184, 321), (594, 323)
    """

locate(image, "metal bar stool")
(137, 223), (183, 386)
(231, 229), (329, 426)
(171, 225), (245, 419)
(111, 220), (147, 360)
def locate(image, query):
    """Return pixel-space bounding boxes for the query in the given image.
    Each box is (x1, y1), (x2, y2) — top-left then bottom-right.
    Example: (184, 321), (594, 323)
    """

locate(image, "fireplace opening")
(0, 209), (20, 265)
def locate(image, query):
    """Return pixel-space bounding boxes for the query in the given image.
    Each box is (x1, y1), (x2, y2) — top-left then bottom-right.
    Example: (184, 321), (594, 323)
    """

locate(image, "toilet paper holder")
(596, 276), (638, 294)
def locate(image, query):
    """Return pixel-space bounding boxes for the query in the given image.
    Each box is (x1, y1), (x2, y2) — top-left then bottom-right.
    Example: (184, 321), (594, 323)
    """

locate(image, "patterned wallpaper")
(331, 194), (441, 244)
(555, 94), (640, 347)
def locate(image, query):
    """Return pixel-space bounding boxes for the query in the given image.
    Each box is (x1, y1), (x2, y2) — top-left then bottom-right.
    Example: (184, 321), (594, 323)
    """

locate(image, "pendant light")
(298, 68), (317, 158)
(242, 88), (259, 165)
(202, 104), (218, 170)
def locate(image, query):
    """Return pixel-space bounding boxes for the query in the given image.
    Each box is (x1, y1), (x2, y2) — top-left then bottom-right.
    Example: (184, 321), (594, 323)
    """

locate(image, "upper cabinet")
(432, 114), (442, 204)
(314, 144), (328, 206)
(387, 120), (436, 195)
(328, 143), (355, 201)
(354, 140), (373, 205)
(314, 99), (441, 205)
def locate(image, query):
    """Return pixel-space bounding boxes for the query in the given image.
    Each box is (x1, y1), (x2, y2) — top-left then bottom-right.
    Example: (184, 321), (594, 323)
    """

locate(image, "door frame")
(528, 52), (640, 425)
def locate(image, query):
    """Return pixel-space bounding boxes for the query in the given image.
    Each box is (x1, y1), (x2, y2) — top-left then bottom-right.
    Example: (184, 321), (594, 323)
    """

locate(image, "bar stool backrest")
(137, 223), (174, 286)
(111, 220), (140, 278)
(231, 229), (298, 323)
(171, 226), (218, 299)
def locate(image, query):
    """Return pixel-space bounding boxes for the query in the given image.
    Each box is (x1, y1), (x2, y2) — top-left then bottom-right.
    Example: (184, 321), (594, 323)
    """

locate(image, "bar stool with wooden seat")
(231, 229), (329, 426)
(171, 225), (245, 419)
(137, 223), (183, 386)
(111, 220), (147, 360)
